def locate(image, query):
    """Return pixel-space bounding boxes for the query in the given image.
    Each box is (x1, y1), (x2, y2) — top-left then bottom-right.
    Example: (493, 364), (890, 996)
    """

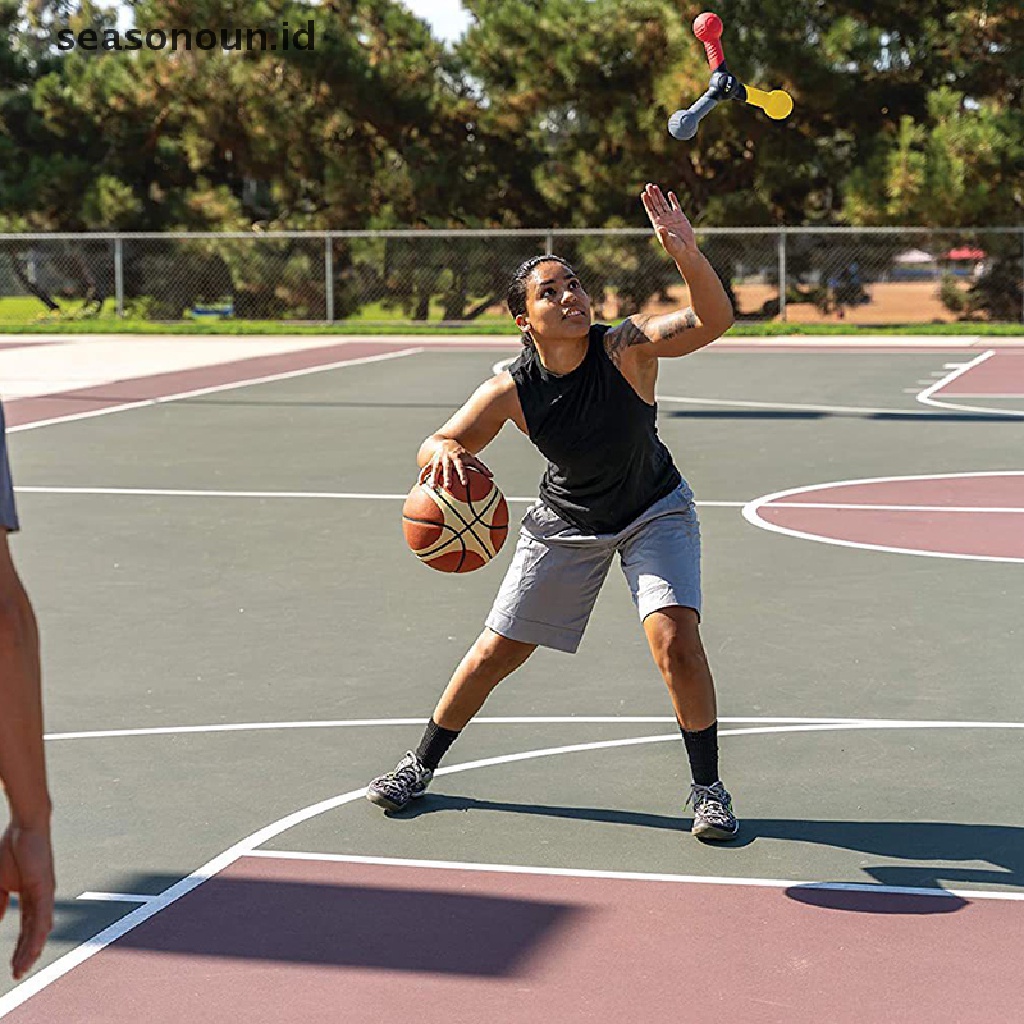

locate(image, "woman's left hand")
(641, 183), (697, 263)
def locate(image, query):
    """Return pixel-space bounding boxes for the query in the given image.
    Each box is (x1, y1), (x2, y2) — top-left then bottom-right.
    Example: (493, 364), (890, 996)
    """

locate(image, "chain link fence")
(0, 228), (1021, 325)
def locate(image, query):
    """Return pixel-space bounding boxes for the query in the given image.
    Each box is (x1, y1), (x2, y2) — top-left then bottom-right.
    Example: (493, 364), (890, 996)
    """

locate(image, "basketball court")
(1, 332), (1022, 1021)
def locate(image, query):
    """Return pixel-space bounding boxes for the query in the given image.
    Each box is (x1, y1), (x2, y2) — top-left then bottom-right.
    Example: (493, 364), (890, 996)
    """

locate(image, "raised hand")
(640, 184), (697, 264)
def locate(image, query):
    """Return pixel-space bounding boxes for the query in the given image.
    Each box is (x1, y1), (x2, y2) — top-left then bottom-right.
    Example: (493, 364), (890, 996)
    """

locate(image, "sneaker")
(687, 780), (739, 841)
(366, 751), (434, 812)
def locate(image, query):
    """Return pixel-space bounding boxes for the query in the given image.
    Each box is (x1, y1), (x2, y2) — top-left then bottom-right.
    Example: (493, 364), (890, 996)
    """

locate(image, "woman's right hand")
(422, 438), (493, 492)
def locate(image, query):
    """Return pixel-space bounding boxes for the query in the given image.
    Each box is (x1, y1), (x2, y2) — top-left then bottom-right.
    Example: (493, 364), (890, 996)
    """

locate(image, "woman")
(367, 183), (738, 841)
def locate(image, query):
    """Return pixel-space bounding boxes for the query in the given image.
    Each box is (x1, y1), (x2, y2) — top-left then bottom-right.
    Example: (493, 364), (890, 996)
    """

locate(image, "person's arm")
(418, 372), (520, 490)
(607, 183), (734, 360)
(0, 532), (55, 981)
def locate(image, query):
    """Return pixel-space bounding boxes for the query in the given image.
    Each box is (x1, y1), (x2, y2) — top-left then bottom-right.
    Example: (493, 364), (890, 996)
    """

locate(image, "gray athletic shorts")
(485, 483), (701, 654)
(0, 402), (18, 533)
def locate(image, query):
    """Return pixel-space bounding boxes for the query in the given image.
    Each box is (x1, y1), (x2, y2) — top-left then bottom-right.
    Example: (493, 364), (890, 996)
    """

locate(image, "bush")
(967, 256), (1023, 322)
(939, 274), (968, 315)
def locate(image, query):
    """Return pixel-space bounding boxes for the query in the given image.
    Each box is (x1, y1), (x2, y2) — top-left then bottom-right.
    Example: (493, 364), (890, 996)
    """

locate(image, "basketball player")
(367, 183), (738, 841)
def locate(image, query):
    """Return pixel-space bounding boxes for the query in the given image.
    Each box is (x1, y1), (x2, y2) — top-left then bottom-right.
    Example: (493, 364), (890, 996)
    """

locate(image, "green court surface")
(2, 342), (1022, 1002)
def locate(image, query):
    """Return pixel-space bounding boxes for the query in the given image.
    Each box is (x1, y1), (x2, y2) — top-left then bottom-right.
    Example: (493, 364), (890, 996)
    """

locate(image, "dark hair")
(506, 254), (576, 347)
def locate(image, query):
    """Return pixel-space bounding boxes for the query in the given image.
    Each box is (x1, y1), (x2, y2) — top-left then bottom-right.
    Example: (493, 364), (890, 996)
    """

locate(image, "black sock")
(680, 721), (719, 787)
(415, 718), (461, 771)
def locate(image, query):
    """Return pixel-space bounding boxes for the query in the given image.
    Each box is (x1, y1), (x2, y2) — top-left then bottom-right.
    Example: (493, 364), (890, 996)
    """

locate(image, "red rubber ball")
(693, 12), (723, 40)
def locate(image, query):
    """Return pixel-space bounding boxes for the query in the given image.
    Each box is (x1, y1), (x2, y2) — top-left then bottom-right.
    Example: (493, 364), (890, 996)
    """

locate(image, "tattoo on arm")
(605, 316), (651, 364)
(650, 308), (700, 342)
(606, 310), (700, 364)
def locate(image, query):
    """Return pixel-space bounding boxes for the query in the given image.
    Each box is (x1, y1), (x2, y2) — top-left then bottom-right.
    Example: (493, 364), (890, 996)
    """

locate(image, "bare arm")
(0, 533), (54, 980)
(418, 372), (521, 490)
(607, 184), (733, 360)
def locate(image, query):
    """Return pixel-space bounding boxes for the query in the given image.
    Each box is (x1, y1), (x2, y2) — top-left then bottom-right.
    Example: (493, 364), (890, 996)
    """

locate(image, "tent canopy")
(946, 246), (986, 260)
(894, 248), (936, 264)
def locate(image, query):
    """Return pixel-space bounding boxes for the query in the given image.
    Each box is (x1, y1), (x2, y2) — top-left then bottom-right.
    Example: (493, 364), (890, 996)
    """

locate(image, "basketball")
(402, 467), (509, 573)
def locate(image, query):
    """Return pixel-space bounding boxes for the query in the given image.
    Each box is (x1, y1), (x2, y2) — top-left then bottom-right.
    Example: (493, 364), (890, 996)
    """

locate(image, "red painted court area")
(2, 341), (419, 428)
(937, 352), (1024, 396)
(6, 856), (1022, 1023)
(752, 473), (1024, 561)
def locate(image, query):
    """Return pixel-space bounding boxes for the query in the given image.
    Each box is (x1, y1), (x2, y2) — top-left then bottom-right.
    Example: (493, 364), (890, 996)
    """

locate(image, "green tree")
(844, 88), (1024, 226)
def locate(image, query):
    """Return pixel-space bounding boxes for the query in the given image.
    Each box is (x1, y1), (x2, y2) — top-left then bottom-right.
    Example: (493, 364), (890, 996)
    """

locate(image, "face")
(516, 261), (591, 342)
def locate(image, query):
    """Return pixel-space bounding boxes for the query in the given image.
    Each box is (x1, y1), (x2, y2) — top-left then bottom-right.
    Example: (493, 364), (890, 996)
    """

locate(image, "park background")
(0, 0), (1022, 329)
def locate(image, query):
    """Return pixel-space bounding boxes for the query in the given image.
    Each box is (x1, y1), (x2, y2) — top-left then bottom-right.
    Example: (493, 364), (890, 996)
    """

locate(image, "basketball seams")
(426, 483), (494, 555)
(405, 500), (499, 561)
(409, 520), (497, 561)
(403, 514), (450, 528)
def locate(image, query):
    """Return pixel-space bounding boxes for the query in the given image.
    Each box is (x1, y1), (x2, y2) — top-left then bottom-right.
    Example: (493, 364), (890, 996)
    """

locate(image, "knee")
(470, 630), (536, 675)
(651, 627), (706, 682)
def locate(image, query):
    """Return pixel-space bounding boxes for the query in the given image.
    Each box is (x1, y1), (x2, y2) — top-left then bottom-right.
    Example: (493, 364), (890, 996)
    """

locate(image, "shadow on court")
(398, 796), (1024, 898)
(104, 877), (581, 975)
(46, 394), (1016, 420)
(785, 886), (968, 915)
(664, 409), (1021, 422)
(41, 873), (582, 975)
(176, 398), (462, 410)
(45, 873), (191, 944)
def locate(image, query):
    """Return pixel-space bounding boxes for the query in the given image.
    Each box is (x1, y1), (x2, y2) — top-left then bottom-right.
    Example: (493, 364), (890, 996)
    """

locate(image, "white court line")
(12, 486), (746, 509)
(42, 715), (1024, 742)
(30, 488), (1024, 516)
(915, 350), (1024, 418)
(743, 471), (1024, 565)
(4, 719), (1024, 1016)
(7, 347), (424, 433)
(916, 350), (992, 407)
(657, 395), (942, 417)
(757, 503), (1024, 513)
(14, 487), (473, 501)
(242, 850), (1024, 904)
(77, 893), (153, 905)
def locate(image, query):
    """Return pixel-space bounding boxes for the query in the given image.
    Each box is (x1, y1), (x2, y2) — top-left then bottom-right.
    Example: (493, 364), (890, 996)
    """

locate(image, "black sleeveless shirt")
(509, 323), (682, 534)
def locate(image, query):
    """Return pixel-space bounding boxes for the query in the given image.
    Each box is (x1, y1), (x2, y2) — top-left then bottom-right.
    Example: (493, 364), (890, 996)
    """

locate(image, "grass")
(0, 319), (1020, 337)
(0, 295), (1020, 336)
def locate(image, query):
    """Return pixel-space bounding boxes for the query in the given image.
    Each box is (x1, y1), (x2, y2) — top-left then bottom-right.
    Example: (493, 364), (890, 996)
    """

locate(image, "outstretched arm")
(608, 184), (734, 360)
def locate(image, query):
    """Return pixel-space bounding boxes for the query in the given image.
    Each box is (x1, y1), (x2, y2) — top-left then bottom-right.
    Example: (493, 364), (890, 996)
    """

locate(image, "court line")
(657, 394), (944, 417)
(42, 715), (1024, 742)
(12, 486), (746, 509)
(757, 503), (1024, 513)
(241, 850), (1024, 904)
(76, 893), (152, 905)
(7, 347), (424, 433)
(21, 486), (1024, 515)
(743, 471), (1024, 564)
(916, 350), (1024, 418)
(4, 720), (1023, 1016)
(916, 350), (993, 406)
